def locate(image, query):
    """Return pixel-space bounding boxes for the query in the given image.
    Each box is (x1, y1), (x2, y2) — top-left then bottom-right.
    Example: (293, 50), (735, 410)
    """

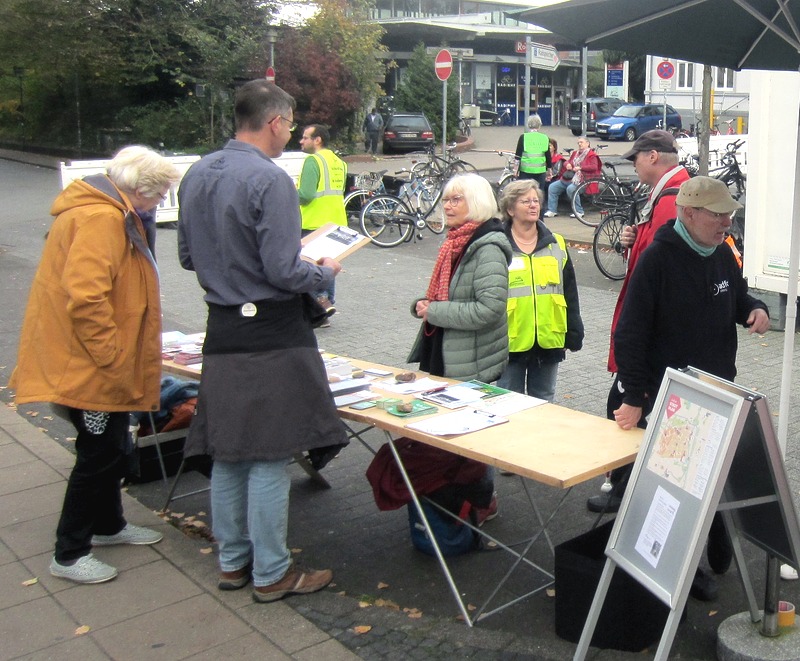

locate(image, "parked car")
(382, 113), (435, 154)
(595, 103), (683, 141)
(568, 98), (624, 135)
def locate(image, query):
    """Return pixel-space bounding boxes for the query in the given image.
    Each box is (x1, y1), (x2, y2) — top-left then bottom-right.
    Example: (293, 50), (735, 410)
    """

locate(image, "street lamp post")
(266, 28), (278, 69)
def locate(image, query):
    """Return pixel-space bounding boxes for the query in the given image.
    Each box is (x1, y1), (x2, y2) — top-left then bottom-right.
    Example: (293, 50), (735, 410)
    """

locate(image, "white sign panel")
(528, 43), (559, 71)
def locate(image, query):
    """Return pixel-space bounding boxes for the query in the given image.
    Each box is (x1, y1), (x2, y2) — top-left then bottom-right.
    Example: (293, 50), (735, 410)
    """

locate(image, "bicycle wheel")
(497, 173), (517, 196)
(344, 189), (372, 227)
(593, 213), (628, 281)
(451, 158), (478, 174)
(571, 179), (621, 227)
(359, 194), (414, 247)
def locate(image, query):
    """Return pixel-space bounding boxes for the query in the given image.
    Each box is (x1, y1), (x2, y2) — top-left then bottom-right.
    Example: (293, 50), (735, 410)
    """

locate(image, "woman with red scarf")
(408, 173), (512, 383)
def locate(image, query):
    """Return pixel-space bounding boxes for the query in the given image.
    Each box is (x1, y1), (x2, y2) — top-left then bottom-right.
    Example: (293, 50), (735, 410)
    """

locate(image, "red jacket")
(607, 167), (691, 373)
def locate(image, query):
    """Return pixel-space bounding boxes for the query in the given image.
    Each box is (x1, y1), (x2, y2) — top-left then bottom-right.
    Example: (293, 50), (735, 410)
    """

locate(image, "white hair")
(107, 145), (181, 198)
(442, 173), (498, 222)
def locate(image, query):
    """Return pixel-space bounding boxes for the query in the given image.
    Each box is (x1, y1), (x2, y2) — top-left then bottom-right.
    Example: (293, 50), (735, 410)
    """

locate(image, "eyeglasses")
(694, 207), (733, 220)
(442, 195), (465, 206)
(271, 115), (298, 132)
(517, 197), (540, 207)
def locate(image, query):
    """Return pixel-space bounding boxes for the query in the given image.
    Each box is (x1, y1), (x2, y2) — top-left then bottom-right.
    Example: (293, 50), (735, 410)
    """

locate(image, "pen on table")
(475, 410), (496, 418)
(422, 386), (448, 395)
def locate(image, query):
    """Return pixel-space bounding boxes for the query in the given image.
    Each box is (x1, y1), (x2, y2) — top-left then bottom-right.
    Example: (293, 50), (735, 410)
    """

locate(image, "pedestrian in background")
(363, 107), (384, 155)
(514, 114), (551, 191)
(543, 137), (601, 219)
(11, 145), (181, 584)
(178, 80), (345, 603)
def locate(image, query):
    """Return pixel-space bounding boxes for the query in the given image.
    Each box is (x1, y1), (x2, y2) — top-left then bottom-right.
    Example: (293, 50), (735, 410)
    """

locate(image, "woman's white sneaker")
(92, 523), (163, 546)
(50, 554), (118, 584)
(543, 211), (557, 218)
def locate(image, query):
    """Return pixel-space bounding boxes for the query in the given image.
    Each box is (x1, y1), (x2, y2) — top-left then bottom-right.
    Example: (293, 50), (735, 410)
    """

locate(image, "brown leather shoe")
(316, 296), (336, 316)
(218, 565), (251, 591)
(252, 565), (332, 603)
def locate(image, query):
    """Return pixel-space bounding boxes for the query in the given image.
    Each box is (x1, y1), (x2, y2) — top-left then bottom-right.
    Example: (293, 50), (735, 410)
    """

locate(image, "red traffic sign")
(265, 66), (276, 83)
(435, 49), (453, 82)
(657, 61), (675, 80)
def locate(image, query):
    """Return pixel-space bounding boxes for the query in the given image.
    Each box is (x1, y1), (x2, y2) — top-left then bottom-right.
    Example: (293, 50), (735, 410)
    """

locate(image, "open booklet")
(300, 223), (370, 262)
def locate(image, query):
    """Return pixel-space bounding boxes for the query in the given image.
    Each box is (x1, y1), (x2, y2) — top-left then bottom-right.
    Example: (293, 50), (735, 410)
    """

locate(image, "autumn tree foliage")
(274, 0), (386, 146)
(275, 30), (362, 140)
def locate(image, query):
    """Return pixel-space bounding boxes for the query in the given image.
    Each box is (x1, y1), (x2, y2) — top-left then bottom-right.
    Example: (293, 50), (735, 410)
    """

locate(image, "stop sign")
(435, 49), (453, 82)
(265, 66), (276, 83)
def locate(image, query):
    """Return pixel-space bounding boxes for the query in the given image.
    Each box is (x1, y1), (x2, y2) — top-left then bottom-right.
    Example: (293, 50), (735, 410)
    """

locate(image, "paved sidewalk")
(0, 402), (360, 660)
(3, 129), (800, 660)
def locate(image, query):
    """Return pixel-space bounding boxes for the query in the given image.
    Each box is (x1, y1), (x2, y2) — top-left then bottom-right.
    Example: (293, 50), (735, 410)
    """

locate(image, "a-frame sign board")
(574, 367), (800, 661)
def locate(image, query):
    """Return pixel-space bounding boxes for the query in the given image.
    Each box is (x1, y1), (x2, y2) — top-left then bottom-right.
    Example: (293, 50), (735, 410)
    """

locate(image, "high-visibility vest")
(506, 233), (569, 352)
(520, 132), (549, 175)
(299, 149), (347, 230)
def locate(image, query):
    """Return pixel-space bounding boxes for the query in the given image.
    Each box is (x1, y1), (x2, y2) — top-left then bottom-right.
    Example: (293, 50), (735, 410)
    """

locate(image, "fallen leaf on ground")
(467, 603), (476, 611)
(75, 625), (90, 636)
(291, 548), (303, 554)
(708, 610), (718, 616)
(374, 598), (400, 610)
(26, 411), (39, 417)
(358, 601), (371, 608)
(189, 520), (207, 528)
(352, 625), (372, 635)
(200, 547), (213, 554)
(171, 512), (185, 519)
(22, 577), (39, 586)
(546, 588), (556, 598)
(377, 581), (389, 589)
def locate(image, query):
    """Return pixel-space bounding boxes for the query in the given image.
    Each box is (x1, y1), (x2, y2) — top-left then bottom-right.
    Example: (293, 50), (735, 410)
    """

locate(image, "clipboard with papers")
(300, 223), (370, 262)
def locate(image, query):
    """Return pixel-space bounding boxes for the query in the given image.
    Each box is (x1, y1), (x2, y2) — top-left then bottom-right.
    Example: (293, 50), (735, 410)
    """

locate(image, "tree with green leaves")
(394, 44), (460, 144)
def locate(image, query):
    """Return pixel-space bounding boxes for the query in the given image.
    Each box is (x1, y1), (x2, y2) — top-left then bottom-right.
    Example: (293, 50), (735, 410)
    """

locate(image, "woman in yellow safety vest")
(497, 180), (584, 401)
(514, 114), (551, 191)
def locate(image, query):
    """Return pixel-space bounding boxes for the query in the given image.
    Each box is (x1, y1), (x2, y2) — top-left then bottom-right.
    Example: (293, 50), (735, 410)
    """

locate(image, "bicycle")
(344, 170), (390, 226)
(410, 143), (477, 180)
(495, 150), (519, 194)
(359, 185), (446, 248)
(459, 116), (472, 138)
(569, 159), (649, 227)
(592, 211), (631, 280)
(494, 107), (513, 126)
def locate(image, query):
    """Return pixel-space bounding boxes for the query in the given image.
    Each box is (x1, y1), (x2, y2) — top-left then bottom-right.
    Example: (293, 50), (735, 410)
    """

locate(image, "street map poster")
(646, 394), (727, 501)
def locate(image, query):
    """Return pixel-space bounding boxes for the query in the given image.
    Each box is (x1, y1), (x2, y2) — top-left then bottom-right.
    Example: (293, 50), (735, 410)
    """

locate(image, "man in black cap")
(611, 176), (769, 600)
(588, 129), (691, 513)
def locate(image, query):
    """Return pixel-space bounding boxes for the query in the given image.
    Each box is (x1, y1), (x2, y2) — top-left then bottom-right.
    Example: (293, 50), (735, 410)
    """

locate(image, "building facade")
(644, 55), (751, 134)
(371, 0), (582, 126)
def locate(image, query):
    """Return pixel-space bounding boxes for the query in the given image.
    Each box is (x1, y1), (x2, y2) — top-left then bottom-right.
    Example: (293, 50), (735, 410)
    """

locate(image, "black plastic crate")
(554, 520), (677, 652)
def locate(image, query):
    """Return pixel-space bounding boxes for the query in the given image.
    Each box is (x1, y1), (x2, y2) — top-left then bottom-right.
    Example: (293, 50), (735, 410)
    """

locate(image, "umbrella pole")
(776, 98), (800, 457)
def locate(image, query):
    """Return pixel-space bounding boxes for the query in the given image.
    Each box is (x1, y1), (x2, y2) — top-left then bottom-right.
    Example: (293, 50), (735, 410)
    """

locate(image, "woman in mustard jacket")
(11, 146), (180, 585)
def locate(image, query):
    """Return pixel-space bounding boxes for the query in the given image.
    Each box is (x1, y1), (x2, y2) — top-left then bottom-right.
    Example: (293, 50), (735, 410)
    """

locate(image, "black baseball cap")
(622, 130), (679, 161)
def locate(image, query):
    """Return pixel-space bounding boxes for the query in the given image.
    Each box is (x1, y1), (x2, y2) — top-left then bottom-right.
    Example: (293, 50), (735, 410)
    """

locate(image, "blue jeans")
(211, 458), (292, 587)
(546, 179), (583, 215)
(497, 354), (559, 402)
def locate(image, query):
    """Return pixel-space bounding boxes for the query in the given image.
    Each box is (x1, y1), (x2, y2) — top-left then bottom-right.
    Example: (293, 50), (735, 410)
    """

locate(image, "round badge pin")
(241, 302), (257, 317)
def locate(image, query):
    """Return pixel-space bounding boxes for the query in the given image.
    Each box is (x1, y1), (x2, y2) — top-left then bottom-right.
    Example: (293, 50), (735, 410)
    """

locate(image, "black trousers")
(54, 409), (129, 563)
